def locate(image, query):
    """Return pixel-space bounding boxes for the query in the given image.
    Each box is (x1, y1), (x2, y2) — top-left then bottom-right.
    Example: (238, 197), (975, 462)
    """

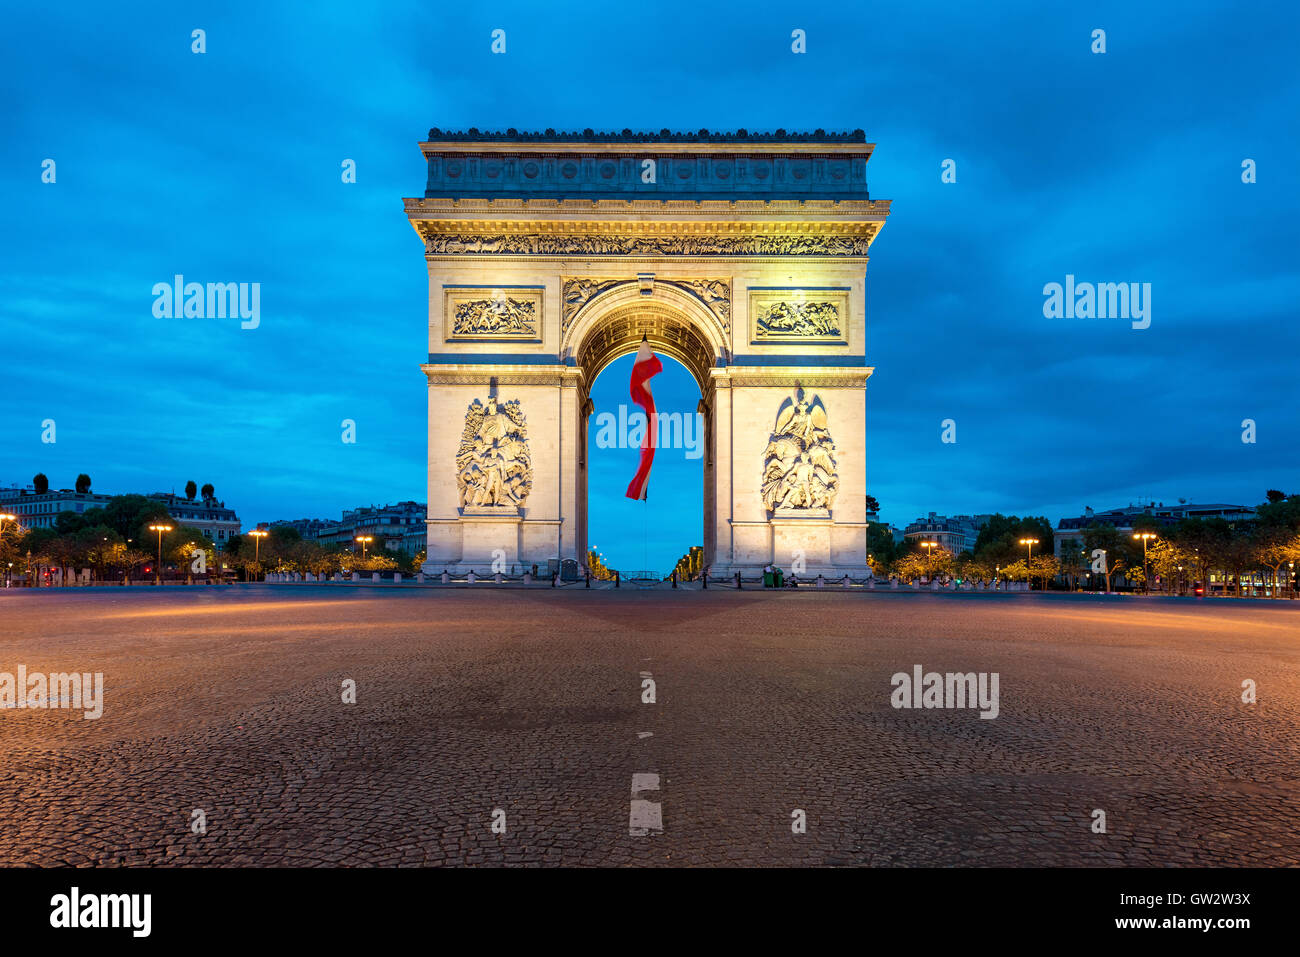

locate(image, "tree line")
(866, 491), (1300, 595)
(1, 486), (423, 582)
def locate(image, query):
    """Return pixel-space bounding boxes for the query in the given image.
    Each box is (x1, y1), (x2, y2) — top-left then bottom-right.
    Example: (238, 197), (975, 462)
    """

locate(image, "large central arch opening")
(575, 304), (717, 579)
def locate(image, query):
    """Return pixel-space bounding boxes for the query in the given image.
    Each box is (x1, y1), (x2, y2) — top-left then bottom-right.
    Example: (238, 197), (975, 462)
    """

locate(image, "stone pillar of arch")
(405, 128), (890, 579)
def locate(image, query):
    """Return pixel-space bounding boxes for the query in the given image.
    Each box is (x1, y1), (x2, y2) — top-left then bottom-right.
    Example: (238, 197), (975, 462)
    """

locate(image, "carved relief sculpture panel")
(456, 397), (533, 509)
(749, 288), (850, 344)
(444, 286), (542, 341)
(561, 277), (731, 338)
(423, 227), (876, 259)
(761, 388), (839, 511)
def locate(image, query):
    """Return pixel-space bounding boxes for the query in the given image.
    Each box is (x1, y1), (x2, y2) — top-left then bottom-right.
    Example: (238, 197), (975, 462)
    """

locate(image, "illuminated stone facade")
(407, 129), (890, 577)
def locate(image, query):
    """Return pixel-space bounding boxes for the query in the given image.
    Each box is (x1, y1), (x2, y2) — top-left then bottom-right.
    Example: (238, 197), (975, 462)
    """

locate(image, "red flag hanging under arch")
(625, 337), (663, 500)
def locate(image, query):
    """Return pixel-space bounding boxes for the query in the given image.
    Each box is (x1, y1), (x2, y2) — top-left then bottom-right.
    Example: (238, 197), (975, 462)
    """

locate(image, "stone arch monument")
(405, 128), (890, 578)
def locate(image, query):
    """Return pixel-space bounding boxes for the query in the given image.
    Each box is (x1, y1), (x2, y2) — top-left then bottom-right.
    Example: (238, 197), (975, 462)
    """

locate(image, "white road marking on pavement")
(631, 666), (663, 835)
(629, 773), (663, 835)
(629, 800), (662, 836)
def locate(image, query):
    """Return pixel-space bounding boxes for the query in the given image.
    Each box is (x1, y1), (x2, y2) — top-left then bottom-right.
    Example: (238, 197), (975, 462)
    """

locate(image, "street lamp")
(0, 512), (16, 535)
(249, 529), (268, 580)
(355, 535), (373, 559)
(147, 523), (173, 585)
(1018, 538), (1040, 591)
(1133, 532), (1157, 594)
(920, 540), (939, 581)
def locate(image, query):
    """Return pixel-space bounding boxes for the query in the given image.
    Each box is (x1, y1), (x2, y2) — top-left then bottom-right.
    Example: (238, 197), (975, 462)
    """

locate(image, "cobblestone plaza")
(1, 587), (1296, 867)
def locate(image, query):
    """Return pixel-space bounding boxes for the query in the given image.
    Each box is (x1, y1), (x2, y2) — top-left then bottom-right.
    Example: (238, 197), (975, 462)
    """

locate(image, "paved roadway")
(1, 586), (1297, 866)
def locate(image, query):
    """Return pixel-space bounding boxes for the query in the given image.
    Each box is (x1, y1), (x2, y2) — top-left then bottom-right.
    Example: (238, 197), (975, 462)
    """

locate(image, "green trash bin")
(773, 568), (784, 588)
(762, 570), (774, 588)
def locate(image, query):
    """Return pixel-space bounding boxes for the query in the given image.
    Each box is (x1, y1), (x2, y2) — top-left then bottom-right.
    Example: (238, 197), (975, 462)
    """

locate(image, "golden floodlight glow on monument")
(406, 128), (890, 579)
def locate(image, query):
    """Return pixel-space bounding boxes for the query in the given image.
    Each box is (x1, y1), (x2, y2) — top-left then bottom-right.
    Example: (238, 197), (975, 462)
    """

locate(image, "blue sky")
(2, 1), (1297, 574)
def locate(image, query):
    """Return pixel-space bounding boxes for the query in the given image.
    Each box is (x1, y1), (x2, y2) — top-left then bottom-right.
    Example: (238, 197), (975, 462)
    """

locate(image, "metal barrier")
(251, 568), (1034, 592)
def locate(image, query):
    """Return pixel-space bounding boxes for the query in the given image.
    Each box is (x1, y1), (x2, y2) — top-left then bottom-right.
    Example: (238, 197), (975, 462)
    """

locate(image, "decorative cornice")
(422, 369), (580, 387)
(425, 128), (869, 144)
(418, 362), (873, 390)
(713, 366), (874, 389)
(405, 197), (890, 216)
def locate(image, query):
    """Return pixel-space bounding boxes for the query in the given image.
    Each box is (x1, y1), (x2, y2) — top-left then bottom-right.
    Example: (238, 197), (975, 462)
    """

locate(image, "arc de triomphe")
(405, 129), (890, 578)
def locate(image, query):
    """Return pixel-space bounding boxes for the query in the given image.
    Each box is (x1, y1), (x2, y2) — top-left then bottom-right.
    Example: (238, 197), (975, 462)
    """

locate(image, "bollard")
(523, 572), (531, 585)
(467, 570), (476, 584)
(672, 571), (677, 589)
(417, 573), (424, 584)
(585, 571), (591, 589)
(702, 571), (708, 589)
(615, 571), (620, 589)
(351, 572), (360, 582)
(394, 572), (402, 584)
(736, 571), (742, 590)
(495, 571), (503, 584)
(442, 570), (450, 584)
(372, 572), (380, 583)
(816, 575), (825, 588)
